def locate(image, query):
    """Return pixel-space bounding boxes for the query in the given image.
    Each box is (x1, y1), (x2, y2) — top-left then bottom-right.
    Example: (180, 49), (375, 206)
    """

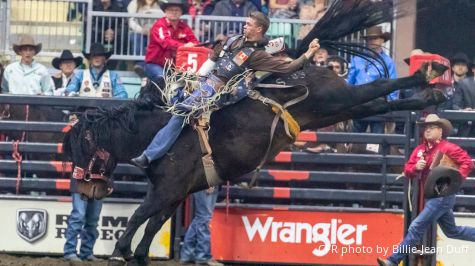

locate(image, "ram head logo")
(16, 209), (48, 243)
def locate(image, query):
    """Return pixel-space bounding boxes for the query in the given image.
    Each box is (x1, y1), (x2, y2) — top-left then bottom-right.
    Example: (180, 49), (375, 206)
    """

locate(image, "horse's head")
(63, 115), (117, 200)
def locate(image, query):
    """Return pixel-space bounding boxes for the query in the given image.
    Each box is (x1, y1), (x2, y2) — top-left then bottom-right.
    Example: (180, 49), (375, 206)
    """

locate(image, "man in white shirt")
(1, 35), (54, 95)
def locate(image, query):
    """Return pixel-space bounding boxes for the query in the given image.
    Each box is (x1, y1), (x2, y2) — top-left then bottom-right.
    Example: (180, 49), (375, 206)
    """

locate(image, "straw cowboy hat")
(82, 43), (113, 59)
(52, 50), (83, 69)
(13, 34), (42, 55)
(416, 114), (453, 138)
(362, 26), (391, 42)
(159, 0), (188, 13)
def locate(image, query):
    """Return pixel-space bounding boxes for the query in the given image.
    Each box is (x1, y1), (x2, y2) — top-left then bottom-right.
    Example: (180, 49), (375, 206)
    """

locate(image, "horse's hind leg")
(128, 200), (183, 266)
(108, 189), (159, 266)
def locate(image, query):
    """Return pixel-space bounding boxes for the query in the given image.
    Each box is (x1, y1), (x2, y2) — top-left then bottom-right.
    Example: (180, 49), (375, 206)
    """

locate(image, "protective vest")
(79, 69), (112, 98)
(214, 35), (264, 81)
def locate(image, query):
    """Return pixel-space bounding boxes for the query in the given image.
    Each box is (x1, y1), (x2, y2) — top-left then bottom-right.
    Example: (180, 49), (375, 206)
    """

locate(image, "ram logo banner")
(16, 209), (48, 243)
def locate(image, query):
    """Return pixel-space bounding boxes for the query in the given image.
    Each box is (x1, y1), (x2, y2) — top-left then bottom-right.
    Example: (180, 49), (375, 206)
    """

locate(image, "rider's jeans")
(144, 63), (164, 84)
(387, 195), (475, 264)
(180, 188), (219, 263)
(142, 76), (249, 162)
(64, 193), (103, 259)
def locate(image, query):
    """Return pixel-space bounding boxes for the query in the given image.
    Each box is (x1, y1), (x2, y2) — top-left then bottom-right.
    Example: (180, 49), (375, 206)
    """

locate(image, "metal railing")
(0, 0), (394, 62)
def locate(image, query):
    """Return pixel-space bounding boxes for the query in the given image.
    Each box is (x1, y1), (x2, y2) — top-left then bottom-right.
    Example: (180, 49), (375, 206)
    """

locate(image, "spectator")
(127, 0), (164, 76)
(211, 0), (258, 36)
(144, 0), (199, 83)
(453, 57), (475, 137)
(348, 26), (397, 134)
(297, 0), (325, 43)
(66, 43), (128, 98)
(179, 187), (223, 266)
(269, 0), (299, 19)
(1, 35), (54, 95)
(327, 55), (348, 79)
(377, 114), (475, 266)
(188, 0), (215, 17)
(91, 0), (127, 69)
(51, 50), (83, 96)
(313, 47), (329, 66)
(63, 180), (104, 261)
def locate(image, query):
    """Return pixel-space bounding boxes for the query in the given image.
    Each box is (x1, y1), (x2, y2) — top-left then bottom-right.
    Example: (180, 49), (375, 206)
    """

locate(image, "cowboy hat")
(424, 165), (462, 198)
(416, 114), (453, 138)
(403, 49), (424, 65)
(52, 50), (83, 69)
(13, 34), (42, 55)
(450, 52), (470, 67)
(82, 43), (113, 59)
(159, 0), (188, 13)
(362, 26), (391, 42)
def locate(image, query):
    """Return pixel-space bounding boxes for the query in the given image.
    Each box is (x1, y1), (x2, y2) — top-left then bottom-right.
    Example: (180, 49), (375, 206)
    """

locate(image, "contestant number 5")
(187, 53), (198, 72)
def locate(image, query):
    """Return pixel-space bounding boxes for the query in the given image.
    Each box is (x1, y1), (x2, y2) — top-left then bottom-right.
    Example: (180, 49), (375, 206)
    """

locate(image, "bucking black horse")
(61, 1), (450, 265)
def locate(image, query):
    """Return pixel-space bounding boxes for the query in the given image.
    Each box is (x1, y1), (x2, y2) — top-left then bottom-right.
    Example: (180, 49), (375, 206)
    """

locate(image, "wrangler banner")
(0, 198), (171, 258)
(211, 208), (404, 265)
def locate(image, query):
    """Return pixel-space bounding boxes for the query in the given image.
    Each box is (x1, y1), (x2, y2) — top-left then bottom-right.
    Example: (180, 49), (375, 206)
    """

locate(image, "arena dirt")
(0, 254), (185, 266)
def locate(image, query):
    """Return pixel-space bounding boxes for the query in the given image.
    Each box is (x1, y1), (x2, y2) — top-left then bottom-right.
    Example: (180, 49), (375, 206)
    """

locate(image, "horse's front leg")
(128, 199), (184, 266)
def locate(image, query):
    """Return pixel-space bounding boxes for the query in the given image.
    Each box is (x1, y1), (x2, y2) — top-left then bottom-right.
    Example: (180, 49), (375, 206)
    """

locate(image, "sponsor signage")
(211, 208), (404, 265)
(0, 199), (171, 258)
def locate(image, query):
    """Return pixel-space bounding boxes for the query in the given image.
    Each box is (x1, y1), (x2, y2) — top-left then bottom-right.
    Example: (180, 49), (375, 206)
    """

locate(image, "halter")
(71, 127), (111, 183)
(72, 148), (111, 183)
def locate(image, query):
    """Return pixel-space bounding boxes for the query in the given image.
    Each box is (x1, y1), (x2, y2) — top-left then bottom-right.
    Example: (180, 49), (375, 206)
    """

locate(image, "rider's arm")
(246, 50), (309, 74)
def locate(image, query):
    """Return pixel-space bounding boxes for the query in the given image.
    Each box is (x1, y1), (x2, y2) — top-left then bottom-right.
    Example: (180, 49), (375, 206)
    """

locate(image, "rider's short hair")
(249, 12), (270, 34)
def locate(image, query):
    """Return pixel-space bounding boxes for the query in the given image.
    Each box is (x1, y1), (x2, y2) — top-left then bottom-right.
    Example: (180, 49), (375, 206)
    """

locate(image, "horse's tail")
(297, 0), (398, 77)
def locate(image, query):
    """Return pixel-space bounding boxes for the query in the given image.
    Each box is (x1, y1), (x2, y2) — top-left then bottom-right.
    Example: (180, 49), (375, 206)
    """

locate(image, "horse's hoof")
(425, 62), (449, 82)
(127, 256), (150, 266)
(431, 61), (449, 77)
(108, 257), (127, 266)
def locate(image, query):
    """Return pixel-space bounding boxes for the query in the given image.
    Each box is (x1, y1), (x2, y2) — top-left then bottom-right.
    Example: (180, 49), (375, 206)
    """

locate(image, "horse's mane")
(68, 81), (168, 155)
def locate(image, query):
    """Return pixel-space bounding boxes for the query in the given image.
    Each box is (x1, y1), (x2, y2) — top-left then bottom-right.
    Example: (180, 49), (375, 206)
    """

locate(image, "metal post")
(381, 141), (389, 210)
(85, 0), (93, 53)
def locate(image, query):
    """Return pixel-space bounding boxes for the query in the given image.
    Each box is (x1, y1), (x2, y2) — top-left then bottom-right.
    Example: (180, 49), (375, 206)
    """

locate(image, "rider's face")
(243, 18), (262, 40)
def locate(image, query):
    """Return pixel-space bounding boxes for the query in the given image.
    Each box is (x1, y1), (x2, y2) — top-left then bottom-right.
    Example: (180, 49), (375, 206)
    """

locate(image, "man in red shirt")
(144, 0), (199, 83)
(378, 114), (475, 266)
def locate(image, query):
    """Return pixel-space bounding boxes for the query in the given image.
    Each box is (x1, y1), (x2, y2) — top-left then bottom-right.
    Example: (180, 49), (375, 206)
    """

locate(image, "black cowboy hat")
(159, 0), (188, 13)
(450, 52), (470, 67)
(424, 166), (462, 198)
(82, 43), (113, 59)
(416, 114), (453, 138)
(362, 26), (391, 42)
(52, 50), (83, 69)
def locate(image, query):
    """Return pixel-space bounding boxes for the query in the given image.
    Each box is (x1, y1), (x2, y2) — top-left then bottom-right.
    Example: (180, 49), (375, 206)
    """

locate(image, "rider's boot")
(130, 153), (149, 169)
